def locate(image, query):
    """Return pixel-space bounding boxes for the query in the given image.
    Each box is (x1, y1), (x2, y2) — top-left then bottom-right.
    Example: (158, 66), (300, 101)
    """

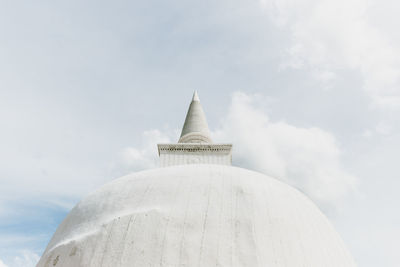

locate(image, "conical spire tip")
(192, 91), (200, 102)
(179, 90), (211, 143)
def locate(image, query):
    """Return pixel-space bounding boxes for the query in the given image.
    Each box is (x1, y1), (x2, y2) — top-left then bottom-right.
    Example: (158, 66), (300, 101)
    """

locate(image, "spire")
(192, 90), (200, 101)
(178, 91), (212, 143)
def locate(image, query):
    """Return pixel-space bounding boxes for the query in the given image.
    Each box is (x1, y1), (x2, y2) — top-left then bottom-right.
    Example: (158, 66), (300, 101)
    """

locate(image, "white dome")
(37, 165), (356, 267)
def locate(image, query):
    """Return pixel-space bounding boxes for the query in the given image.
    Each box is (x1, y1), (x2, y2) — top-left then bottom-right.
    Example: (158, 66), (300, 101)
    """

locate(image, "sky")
(0, 0), (399, 266)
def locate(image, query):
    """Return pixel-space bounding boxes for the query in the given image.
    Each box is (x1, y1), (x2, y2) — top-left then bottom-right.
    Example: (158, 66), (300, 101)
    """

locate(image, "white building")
(37, 92), (356, 267)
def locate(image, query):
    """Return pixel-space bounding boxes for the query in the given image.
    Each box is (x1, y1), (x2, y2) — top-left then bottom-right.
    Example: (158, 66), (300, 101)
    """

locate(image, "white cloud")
(375, 121), (393, 135)
(0, 251), (40, 267)
(0, 259), (8, 267)
(110, 130), (173, 176)
(214, 92), (358, 209)
(12, 251), (39, 267)
(261, 0), (400, 109)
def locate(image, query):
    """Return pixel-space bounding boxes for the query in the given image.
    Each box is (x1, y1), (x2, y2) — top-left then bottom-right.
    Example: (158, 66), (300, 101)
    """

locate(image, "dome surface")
(37, 165), (356, 267)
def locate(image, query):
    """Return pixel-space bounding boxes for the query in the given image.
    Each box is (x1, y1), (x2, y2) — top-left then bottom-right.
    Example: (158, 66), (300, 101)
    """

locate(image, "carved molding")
(158, 143), (232, 155)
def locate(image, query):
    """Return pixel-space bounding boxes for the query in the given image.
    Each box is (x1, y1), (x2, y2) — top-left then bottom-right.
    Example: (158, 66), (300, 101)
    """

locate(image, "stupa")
(37, 92), (356, 267)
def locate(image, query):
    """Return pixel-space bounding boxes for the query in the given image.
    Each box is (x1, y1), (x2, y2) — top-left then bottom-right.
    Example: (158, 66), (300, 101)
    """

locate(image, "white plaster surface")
(37, 165), (356, 267)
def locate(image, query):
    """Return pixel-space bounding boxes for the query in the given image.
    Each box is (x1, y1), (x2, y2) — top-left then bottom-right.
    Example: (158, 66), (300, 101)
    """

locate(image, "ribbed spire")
(178, 91), (212, 143)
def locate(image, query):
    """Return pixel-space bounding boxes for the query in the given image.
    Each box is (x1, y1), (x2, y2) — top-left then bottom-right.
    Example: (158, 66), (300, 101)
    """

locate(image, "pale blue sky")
(1, 0), (399, 266)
